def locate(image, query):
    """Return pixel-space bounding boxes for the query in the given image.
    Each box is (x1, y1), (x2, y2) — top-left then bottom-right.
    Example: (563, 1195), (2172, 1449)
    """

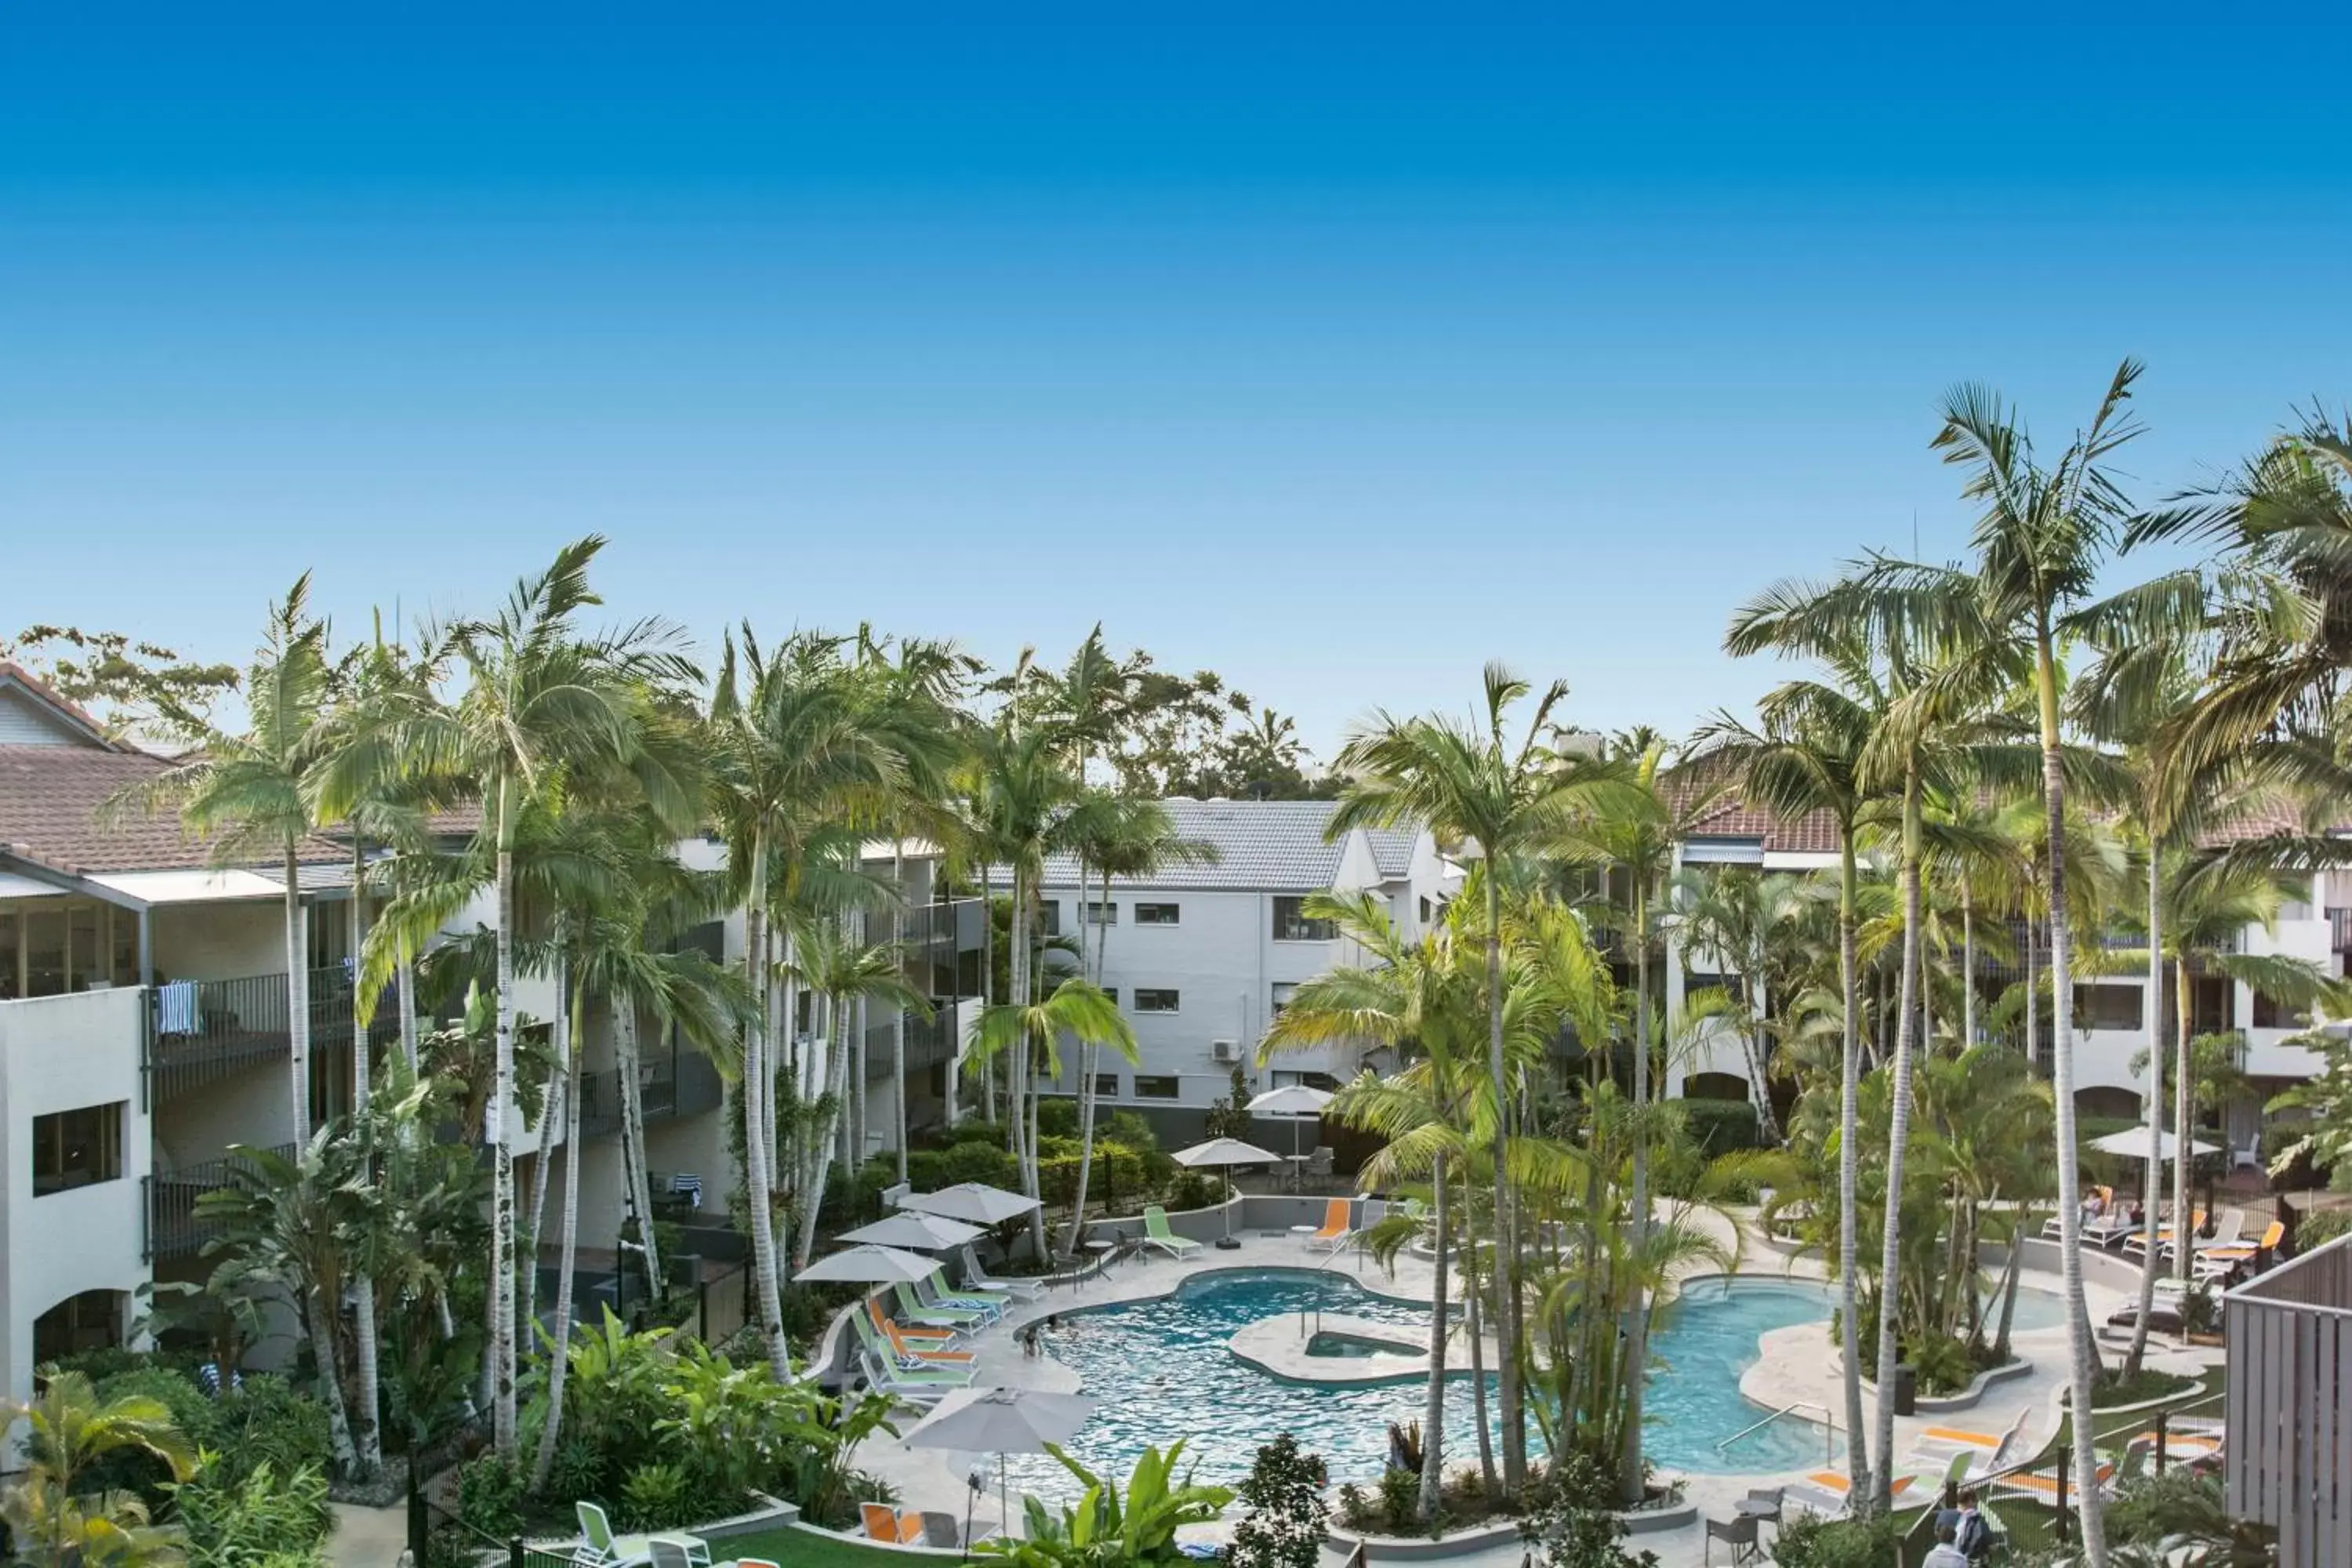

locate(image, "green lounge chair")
(1142, 1206), (1203, 1258)
(919, 1265), (1007, 1319)
(895, 1279), (987, 1328)
(574, 1501), (709, 1568)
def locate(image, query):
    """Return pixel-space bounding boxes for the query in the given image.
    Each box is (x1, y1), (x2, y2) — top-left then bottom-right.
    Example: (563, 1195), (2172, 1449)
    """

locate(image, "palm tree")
(377, 537), (699, 1462)
(1059, 795), (1215, 1241)
(1, 1372), (197, 1568)
(1328, 664), (1611, 1492)
(114, 578), (333, 1148)
(966, 978), (1134, 1254)
(1695, 643), (1883, 1492)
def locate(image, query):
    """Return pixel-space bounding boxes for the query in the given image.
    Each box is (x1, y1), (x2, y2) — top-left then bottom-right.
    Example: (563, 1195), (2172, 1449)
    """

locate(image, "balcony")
(2329, 907), (2352, 953)
(862, 1007), (960, 1083)
(575, 1046), (724, 1140)
(143, 1144), (295, 1261)
(146, 967), (397, 1107)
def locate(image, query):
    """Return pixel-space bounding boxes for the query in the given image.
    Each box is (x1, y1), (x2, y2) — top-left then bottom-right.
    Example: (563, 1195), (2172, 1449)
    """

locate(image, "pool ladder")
(1715, 1400), (1838, 1466)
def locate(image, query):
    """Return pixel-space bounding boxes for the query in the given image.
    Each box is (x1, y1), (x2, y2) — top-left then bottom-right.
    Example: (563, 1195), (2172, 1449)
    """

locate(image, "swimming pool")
(996, 1269), (2062, 1499)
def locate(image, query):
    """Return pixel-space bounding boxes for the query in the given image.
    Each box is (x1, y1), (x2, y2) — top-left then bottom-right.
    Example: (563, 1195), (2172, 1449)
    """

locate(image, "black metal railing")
(143, 1144), (295, 1261)
(862, 1005), (960, 1082)
(147, 967), (397, 1107)
(894, 897), (985, 1000)
(574, 1047), (724, 1139)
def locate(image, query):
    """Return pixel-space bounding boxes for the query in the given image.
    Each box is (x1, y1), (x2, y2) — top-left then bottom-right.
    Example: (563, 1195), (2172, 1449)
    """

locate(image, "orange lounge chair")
(860, 1504), (901, 1543)
(898, 1512), (927, 1544)
(1309, 1197), (1353, 1251)
(884, 1316), (975, 1365)
(870, 1298), (957, 1345)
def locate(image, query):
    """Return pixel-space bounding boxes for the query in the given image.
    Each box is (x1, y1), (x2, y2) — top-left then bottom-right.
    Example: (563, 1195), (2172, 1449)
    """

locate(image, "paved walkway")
(328, 1501), (409, 1568)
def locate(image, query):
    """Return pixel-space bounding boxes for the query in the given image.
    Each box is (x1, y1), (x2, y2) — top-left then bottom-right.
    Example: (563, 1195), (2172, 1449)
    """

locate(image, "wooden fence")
(2225, 1233), (2352, 1568)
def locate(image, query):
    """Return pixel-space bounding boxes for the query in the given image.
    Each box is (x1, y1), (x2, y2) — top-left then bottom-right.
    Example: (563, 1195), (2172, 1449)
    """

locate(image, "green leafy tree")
(1, 1372), (197, 1568)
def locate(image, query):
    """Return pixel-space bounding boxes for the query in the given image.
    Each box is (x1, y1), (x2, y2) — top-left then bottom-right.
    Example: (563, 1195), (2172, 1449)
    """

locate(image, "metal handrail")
(1716, 1399), (1837, 1465)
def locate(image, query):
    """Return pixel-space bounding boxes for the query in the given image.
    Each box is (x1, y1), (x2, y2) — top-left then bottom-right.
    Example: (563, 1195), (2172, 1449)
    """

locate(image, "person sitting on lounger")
(2080, 1190), (2107, 1225)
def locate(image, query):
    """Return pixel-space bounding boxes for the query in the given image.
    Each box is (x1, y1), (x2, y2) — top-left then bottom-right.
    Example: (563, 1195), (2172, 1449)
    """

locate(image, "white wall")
(0, 989), (153, 1407)
(152, 900), (286, 983)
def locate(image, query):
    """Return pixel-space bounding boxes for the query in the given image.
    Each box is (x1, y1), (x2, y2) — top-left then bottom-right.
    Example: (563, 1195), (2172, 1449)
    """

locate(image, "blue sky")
(5, 5), (2348, 755)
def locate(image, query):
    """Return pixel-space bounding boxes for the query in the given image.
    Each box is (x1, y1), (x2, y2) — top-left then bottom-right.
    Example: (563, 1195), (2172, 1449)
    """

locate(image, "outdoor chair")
(732, 1559), (779, 1568)
(869, 1297), (960, 1345)
(2231, 1136), (2261, 1171)
(959, 1244), (1044, 1298)
(922, 1264), (1009, 1316)
(575, 1501), (709, 1568)
(1308, 1197), (1354, 1253)
(1988, 1445), (2131, 1508)
(894, 1279), (989, 1329)
(1788, 1470), (1914, 1520)
(1304, 1146), (1335, 1187)
(1142, 1205), (1203, 1258)
(1907, 1407), (2030, 1479)
(1739, 1486), (1783, 1526)
(1704, 1513), (1759, 1566)
(2187, 1209), (2248, 1254)
(2124, 1209), (2206, 1261)
(860, 1504), (902, 1544)
(648, 1542), (710, 1568)
(858, 1350), (971, 1406)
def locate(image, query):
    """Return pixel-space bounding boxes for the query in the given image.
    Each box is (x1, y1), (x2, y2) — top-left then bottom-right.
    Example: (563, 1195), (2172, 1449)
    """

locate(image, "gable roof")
(1030, 799), (1425, 892)
(0, 662), (125, 751)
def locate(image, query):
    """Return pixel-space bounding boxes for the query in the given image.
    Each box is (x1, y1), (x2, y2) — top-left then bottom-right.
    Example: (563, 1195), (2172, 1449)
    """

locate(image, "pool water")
(1306, 1330), (1420, 1359)
(997, 1270), (2064, 1500)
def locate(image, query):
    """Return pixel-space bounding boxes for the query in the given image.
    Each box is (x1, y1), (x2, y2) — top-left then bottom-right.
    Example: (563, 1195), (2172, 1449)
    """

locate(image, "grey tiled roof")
(1032, 799), (1419, 892)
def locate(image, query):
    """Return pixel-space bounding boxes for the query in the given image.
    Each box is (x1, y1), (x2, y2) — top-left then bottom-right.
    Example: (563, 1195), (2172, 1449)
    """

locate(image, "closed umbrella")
(2089, 1123), (2223, 1210)
(791, 1243), (940, 1285)
(906, 1386), (1097, 1540)
(838, 1211), (987, 1251)
(901, 1182), (1044, 1227)
(1171, 1138), (1286, 1248)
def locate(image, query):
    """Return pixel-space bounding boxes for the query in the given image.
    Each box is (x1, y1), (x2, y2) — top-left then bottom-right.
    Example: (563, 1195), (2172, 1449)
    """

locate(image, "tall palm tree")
(1695, 642), (1883, 1491)
(966, 978), (1133, 1255)
(1328, 664), (1610, 1491)
(1059, 795), (1215, 1241)
(114, 578), (333, 1148)
(378, 537), (699, 1462)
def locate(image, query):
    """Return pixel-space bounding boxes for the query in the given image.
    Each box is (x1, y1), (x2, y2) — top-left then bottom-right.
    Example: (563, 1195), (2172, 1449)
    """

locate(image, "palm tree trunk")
(1011, 872), (1046, 1258)
(2173, 958), (2194, 1285)
(1617, 880), (1651, 1504)
(522, 1053), (561, 1337)
(978, 867), (996, 1125)
(1962, 884), (1977, 1050)
(1067, 863), (1112, 1250)
(349, 849), (382, 1478)
(2125, 851), (2165, 1374)
(1482, 870), (1523, 1490)
(491, 834), (519, 1464)
(615, 1000), (661, 1290)
(740, 889), (792, 1381)
(799, 988), (858, 1266)
(2037, 629), (2110, 1568)
(397, 952), (420, 1071)
(1836, 829), (1869, 1491)
(893, 841), (910, 1182)
(285, 842), (312, 1147)
(1418, 1157), (1449, 1521)
(1463, 1221), (1497, 1492)
(531, 974), (588, 1491)
(308, 1286), (360, 1475)
(1870, 767), (1926, 1508)
(2025, 918), (2041, 1065)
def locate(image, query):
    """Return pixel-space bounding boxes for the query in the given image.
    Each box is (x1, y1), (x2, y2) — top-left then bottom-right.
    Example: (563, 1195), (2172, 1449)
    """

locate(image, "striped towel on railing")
(157, 980), (200, 1036)
(670, 1173), (703, 1210)
(194, 1363), (245, 1398)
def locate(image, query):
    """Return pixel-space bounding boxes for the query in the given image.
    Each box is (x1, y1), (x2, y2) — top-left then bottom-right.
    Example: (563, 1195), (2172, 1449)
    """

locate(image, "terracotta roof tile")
(0, 746), (343, 876)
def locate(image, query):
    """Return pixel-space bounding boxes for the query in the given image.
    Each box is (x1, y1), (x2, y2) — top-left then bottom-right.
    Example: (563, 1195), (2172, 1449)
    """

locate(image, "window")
(1683, 972), (1748, 1005)
(1134, 1074), (1180, 1099)
(1035, 902), (1062, 936)
(1100, 987), (1118, 1006)
(1134, 902), (1180, 926)
(33, 1290), (123, 1367)
(1094, 1072), (1121, 1098)
(0, 909), (18, 1000)
(25, 906), (65, 997)
(1418, 897), (1432, 923)
(1133, 988), (1180, 1014)
(2075, 983), (2143, 1033)
(33, 1102), (125, 1195)
(1270, 982), (1297, 1018)
(2253, 990), (2312, 1030)
(1082, 901), (1118, 926)
(1272, 897), (1336, 942)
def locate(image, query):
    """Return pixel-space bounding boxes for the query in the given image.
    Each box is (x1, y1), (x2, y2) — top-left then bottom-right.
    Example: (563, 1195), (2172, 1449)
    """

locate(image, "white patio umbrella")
(901, 1181), (1044, 1227)
(837, 1211), (987, 1251)
(2088, 1125), (2221, 1162)
(1247, 1083), (1335, 1189)
(790, 1243), (940, 1285)
(1171, 1137), (1287, 1248)
(906, 1386), (1098, 1540)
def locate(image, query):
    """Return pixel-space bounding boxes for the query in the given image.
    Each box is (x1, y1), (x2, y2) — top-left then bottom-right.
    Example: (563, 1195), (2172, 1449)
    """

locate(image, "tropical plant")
(0, 1371), (197, 1568)
(1228, 1435), (1329, 1568)
(978, 1440), (1233, 1568)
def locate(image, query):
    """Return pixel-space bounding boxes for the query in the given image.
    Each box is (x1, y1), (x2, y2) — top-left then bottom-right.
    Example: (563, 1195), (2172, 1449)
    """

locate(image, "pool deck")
(848, 1206), (2224, 1568)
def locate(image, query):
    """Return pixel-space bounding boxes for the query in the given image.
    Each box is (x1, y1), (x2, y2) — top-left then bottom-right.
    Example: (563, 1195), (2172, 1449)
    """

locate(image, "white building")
(0, 662), (979, 1407)
(1023, 799), (1459, 1131)
(1662, 796), (2342, 1154)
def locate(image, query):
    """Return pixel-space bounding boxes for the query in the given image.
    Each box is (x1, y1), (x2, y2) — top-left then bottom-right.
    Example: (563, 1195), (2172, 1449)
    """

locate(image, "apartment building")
(0, 663), (980, 1406)
(1662, 796), (2340, 1155)
(1023, 799), (1458, 1131)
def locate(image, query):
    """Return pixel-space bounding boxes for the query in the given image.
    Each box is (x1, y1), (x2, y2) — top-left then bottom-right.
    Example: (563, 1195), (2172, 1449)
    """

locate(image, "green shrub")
(1518, 1454), (1657, 1568)
(618, 1461), (697, 1531)
(1037, 1141), (1147, 1207)
(542, 1434), (606, 1505)
(938, 1120), (1007, 1148)
(456, 1454), (526, 1541)
(1769, 1512), (1899, 1568)
(172, 1460), (333, 1568)
(1166, 1171), (1228, 1211)
(1908, 1334), (1976, 1395)
(2295, 1203), (2352, 1252)
(1679, 1098), (1762, 1157)
(1229, 1434), (1329, 1568)
(87, 1367), (222, 1503)
(213, 1375), (332, 1490)
(1375, 1466), (1420, 1533)
(1103, 1111), (1159, 1153)
(1036, 1098), (1080, 1138)
(941, 1138), (1023, 1189)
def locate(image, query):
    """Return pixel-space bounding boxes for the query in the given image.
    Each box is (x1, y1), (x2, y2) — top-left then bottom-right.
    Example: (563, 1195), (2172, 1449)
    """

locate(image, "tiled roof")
(1033, 799), (1422, 892)
(0, 746), (345, 876)
(1683, 798), (1845, 855)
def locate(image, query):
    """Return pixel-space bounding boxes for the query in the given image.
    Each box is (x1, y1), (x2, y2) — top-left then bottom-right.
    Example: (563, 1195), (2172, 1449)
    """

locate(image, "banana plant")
(981, 1440), (1232, 1568)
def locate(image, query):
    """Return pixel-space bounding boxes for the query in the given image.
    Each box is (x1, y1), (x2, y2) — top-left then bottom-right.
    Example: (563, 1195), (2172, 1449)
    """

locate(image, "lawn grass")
(708, 1525), (926, 1568)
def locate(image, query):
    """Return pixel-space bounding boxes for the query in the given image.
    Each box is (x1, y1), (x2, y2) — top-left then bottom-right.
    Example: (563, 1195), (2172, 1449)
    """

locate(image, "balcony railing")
(2225, 1234), (2352, 1566)
(575, 1047), (724, 1140)
(143, 1144), (296, 1261)
(147, 967), (397, 1107)
(862, 1007), (960, 1083)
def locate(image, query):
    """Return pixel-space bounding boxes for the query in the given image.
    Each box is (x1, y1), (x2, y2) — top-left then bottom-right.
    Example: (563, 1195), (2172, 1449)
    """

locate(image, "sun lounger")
(859, 1504), (903, 1544)
(858, 1350), (972, 1406)
(856, 1308), (973, 1369)
(1786, 1470), (1915, 1520)
(959, 1244), (1044, 1299)
(894, 1279), (989, 1329)
(921, 1265), (1008, 1317)
(574, 1501), (709, 1568)
(2124, 1209), (2205, 1260)
(1142, 1205), (1204, 1259)
(1905, 1408), (2030, 1477)
(869, 1297), (960, 1345)
(1990, 1444), (2136, 1506)
(1308, 1197), (1355, 1253)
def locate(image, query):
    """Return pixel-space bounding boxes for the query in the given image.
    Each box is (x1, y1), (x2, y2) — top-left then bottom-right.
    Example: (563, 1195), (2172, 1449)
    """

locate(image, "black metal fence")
(575, 1048), (724, 1140)
(862, 1006), (960, 1083)
(143, 1143), (296, 1261)
(147, 967), (397, 1105)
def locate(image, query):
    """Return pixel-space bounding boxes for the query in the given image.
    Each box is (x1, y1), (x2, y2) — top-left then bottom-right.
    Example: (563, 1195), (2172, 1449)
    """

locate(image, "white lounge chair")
(573, 1501), (708, 1568)
(959, 1244), (1043, 1299)
(1904, 1406), (2030, 1477)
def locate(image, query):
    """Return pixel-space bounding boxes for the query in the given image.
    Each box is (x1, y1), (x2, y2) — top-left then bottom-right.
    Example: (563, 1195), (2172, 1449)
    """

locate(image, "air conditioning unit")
(1210, 1040), (1239, 1065)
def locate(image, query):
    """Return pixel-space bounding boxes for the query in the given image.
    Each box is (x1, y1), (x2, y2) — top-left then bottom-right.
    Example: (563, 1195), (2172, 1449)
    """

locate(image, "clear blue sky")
(5, 5), (2347, 756)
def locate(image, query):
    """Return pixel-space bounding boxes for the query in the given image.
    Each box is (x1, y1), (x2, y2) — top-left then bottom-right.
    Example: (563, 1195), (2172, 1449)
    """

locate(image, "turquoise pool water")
(997, 1270), (2063, 1500)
